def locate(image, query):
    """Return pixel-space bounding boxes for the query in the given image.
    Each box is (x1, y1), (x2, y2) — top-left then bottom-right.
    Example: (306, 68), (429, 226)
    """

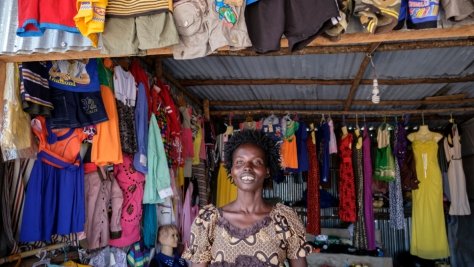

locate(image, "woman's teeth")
(241, 176), (255, 181)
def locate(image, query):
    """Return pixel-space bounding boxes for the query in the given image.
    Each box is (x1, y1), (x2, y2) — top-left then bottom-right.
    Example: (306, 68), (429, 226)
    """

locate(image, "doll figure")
(150, 224), (187, 267)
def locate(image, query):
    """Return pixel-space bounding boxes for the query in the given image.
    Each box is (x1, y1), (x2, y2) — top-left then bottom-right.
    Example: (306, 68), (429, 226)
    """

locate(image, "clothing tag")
(140, 154), (147, 166)
(224, 0), (243, 6)
(268, 124), (274, 133)
(110, 252), (116, 266)
(159, 187), (174, 199)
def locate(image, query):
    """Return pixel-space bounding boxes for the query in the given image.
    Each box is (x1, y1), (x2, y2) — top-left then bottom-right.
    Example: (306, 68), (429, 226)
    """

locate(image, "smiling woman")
(182, 130), (311, 267)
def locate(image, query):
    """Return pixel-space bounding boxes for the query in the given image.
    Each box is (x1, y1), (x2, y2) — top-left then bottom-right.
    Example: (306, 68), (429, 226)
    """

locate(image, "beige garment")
(102, 12), (179, 55)
(442, 0), (474, 21)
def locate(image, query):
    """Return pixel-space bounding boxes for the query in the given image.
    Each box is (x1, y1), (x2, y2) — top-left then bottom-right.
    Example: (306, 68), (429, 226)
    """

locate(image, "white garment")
(113, 66), (137, 106)
(444, 124), (471, 215)
(328, 119), (338, 154)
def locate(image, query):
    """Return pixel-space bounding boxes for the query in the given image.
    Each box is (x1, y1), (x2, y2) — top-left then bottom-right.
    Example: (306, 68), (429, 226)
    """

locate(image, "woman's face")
(231, 143), (269, 191)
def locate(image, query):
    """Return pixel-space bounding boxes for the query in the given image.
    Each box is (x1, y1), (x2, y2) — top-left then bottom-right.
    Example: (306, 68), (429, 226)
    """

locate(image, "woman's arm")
(289, 257), (307, 267)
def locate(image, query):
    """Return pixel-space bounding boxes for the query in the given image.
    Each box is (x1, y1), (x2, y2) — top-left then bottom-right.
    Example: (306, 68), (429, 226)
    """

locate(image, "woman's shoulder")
(273, 203), (300, 220)
(196, 204), (219, 223)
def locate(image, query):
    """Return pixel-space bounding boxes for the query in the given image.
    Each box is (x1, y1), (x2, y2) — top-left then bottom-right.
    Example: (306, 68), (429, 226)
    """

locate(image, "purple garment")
(394, 121), (408, 166)
(363, 127), (376, 250)
(296, 121), (309, 172)
(317, 122), (330, 184)
(134, 83), (149, 174)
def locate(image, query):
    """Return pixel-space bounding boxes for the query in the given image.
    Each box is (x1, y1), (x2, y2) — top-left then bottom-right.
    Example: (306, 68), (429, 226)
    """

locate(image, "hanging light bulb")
(371, 78), (380, 104)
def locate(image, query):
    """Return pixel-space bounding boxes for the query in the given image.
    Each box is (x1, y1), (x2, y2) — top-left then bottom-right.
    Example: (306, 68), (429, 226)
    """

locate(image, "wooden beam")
(209, 98), (474, 107)
(209, 106), (474, 116)
(162, 72), (202, 108)
(344, 43), (381, 111)
(1, 25), (474, 63)
(424, 94), (465, 101)
(0, 62), (6, 121)
(210, 100), (344, 106)
(178, 74), (474, 86)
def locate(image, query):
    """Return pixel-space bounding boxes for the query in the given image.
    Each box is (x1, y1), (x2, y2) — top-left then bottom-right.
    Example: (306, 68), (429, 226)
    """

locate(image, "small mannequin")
(309, 123), (316, 144)
(341, 125), (349, 138)
(407, 125), (443, 143)
(150, 225), (187, 267)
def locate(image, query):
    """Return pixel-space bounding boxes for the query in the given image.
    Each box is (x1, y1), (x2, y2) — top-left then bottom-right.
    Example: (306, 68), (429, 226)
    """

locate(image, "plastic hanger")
(32, 250), (50, 267)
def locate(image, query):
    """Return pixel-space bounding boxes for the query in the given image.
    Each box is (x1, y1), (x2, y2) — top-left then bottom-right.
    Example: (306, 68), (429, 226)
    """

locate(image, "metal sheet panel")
(164, 53), (365, 80)
(188, 85), (350, 101)
(363, 47), (474, 79)
(0, 0), (97, 55)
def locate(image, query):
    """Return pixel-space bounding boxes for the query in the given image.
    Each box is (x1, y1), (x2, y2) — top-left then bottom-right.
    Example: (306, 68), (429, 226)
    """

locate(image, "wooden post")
(203, 99), (210, 121)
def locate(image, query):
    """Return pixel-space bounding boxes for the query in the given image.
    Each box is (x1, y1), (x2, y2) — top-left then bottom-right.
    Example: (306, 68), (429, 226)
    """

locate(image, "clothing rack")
(0, 243), (68, 265)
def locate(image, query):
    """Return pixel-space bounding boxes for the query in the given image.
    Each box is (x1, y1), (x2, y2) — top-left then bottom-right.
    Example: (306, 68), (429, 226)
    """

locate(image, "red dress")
(306, 133), (320, 235)
(338, 134), (356, 222)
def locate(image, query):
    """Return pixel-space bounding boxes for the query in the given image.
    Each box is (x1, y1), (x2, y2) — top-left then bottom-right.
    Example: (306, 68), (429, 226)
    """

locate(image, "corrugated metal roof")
(163, 53), (365, 80)
(354, 84), (449, 100)
(446, 82), (474, 97)
(187, 84), (350, 100)
(0, 0), (97, 55)
(363, 47), (474, 79)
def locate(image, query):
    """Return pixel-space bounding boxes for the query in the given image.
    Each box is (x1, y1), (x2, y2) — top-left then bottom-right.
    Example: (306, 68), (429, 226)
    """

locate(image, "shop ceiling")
(1, 25), (474, 124)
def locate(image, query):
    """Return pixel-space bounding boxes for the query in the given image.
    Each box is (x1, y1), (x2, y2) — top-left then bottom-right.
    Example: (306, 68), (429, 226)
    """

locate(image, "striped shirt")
(107, 0), (172, 17)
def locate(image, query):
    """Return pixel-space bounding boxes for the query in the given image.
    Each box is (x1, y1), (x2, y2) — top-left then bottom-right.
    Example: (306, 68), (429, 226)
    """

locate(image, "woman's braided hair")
(224, 130), (281, 180)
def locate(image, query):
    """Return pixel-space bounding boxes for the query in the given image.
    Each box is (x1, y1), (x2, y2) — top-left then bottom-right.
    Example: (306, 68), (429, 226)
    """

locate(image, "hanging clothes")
(215, 134), (237, 207)
(389, 124), (405, 230)
(338, 133), (356, 222)
(328, 118), (338, 154)
(317, 121), (330, 185)
(363, 127), (376, 250)
(133, 83), (149, 174)
(83, 165), (123, 250)
(374, 123), (396, 182)
(444, 124), (471, 215)
(114, 65), (138, 154)
(296, 121), (309, 173)
(20, 116), (87, 242)
(306, 126), (320, 235)
(1, 62), (36, 160)
(281, 118), (299, 170)
(181, 180), (199, 247)
(410, 138), (450, 259)
(110, 154), (145, 248)
(143, 114), (173, 204)
(353, 129), (367, 249)
(92, 85), (123, 166)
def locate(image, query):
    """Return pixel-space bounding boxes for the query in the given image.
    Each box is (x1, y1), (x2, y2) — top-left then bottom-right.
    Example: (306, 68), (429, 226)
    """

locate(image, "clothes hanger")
(320, 113), (325, 124)
(32, 250), (50, 267)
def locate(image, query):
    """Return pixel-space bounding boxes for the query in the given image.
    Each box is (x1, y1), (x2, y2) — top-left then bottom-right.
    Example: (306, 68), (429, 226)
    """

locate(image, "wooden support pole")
(209, 106), (474, 116)
(203, 99), (210, 121)
(162, 72), (202, 109)
(209, 98), (474, 107)
(0, 243), (68, 265)
(178, 74), (474, 86)
(344, 42), (381, 111)
(1, 26), (474, 62)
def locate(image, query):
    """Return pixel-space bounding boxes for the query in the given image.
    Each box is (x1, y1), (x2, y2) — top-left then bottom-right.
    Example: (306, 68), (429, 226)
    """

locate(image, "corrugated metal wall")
(263, 164), (412, 260)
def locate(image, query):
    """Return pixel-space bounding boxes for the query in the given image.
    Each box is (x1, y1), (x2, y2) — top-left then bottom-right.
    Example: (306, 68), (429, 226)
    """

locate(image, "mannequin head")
(158, 224), (179, 248)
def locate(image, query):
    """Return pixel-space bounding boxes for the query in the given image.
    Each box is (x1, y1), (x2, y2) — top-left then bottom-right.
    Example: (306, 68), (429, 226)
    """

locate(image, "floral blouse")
(182, 203), (310, 267)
